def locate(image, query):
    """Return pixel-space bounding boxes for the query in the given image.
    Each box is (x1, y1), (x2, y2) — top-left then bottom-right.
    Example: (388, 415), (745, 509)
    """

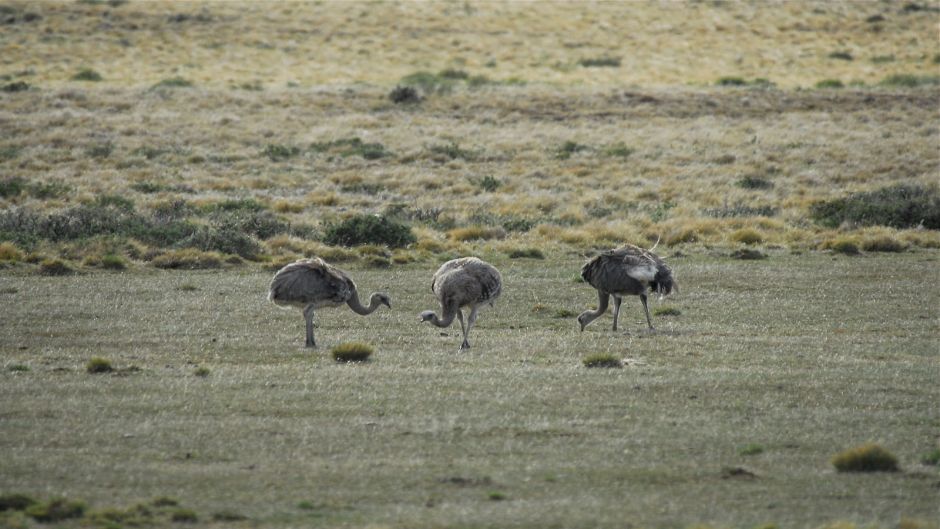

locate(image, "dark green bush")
(85, 142), (114, 159)
(72, 68), (103, 81)
(25, 499), (86, 522)
(704, 203), (778, 218)
(178, 226), (261, 259)
(828, 51), (854, 61)
(583, 353), (623, 368)
(555, 141), (589, 160)
(310, 137), (389, 160)
(477, 175), (501, 192)
(810, 184), (940, 229)
(506, 247), (544, 259)
(87, 357), (113, 373)
(716, 76), (748, 86)
(832, 443), (899, 472)
(331, 342), (374, 362)
(736, 175), (774, 190)
(0, 176), (26, 198)
(323, 214), (416, 248)
(39, 258), (74, 275)
(262, 143), (300, 161)
(0, 493), (36, 511)
(879, 74), (940, 87)
(389, 85), (420, 104)
(579, 56), (620, 67)
(151, 77), (193, 89)
(428, 142), (475, 160)
(1, 81), (30, 92)
(816, 79), (844, 89)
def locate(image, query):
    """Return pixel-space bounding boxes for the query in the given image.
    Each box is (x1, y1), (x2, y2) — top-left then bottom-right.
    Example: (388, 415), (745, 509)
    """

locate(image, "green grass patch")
(739, 443), (765, 456)
(170, 508), (198, 523)
(38, 258), (74, 275)
(815, 79), (844, 89)
(0, 493), (37, 511)
(24, 498), (86, 522)
(331, 342), (374, 363)
(262, 143), (301, 161)
(582, 353), (623, 369)
(879, 74), (940, 88)
(736, 175), (774, 190)
(653, 306), (681, 317)
(487, 491), (508, 501)
(152, 77), (193, 89)
(832, 443), (899, 472)
(921, 448), (940, 466)
(309, 137), (390, 160)
(730, 228), (764, 245)
(578, 56), (620, 68)
(194, 367), (210, 377)
(506, 247), (544, 259)
(151, 249), (224, 269)
(554, 140), (589, 160)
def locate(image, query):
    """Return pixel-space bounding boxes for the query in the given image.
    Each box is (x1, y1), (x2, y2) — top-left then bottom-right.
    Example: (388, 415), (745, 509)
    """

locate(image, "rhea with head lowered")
(578, 243), (676, 332)
(420, 257), (502, 350)
(268, 258), (390, 348)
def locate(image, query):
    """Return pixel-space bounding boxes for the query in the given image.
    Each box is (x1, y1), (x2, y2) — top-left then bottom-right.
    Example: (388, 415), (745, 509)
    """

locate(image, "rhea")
(578, 243), (676, 332)
(420, 257), (502, 350)
(268, 258), (390, 348)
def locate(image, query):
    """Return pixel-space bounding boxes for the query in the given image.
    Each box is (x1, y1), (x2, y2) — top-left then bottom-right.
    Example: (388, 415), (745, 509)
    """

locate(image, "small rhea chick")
(269, 258), (390, 348)
(578, 243), (676, 332)
(420, 257), (502, 350)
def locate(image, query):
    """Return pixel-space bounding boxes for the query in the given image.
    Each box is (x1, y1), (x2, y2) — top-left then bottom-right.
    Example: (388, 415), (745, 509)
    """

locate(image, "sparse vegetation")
(72, 68), (103, 81)
(389, 85), (421, 104)
(151, 77), (193, 89)
(736, 175), (774, 190)
(879, 74), (940, 87)
(24, 498), (86, 522)
(0, 493), (36, 511)
(731, 228), (764, 245)
(579, 56), (620, 68)
(86, 357), (113, 373)
(653, 306), (681, 316)
(331, 342), (374, 363)
(38, 258), (74, 275)
(831, 443), (899, 472)
(194, 367), (210, 377)
(739, 444), (765, 456)
(921, 448), (940, 466)
(816, 79), (844, 89)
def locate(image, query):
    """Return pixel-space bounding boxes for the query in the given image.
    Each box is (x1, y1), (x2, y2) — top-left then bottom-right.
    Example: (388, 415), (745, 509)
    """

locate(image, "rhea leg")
(456, 309), (470, 350)
(612, 296), (622, 331)
(640, 293), (654, 330)
(303, 304), (317, 348)
(463, 306), (480, 349)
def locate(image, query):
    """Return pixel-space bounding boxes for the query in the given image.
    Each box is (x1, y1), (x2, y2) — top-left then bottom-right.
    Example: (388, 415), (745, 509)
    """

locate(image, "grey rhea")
(268, 258), (391, 348)
(420, 257), (502, 350)
(578, 244), (677, 332)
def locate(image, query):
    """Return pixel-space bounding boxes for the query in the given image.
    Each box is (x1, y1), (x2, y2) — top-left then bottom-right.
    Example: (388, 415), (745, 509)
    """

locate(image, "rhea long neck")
(347, 289), (382, 315)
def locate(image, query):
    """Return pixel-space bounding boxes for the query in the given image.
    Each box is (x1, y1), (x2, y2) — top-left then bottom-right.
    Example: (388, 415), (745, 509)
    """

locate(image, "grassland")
(1, 1), (939, 527)
(1, 252), (939, 528)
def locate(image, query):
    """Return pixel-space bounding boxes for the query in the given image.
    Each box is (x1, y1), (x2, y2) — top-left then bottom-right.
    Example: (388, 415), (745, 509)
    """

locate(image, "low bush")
(0, 493), (36, 511)
(171, 508), (198, 523)
(194, 367), (210, 378)
(0, 241), (23, 261)
(603, 142), (634, 158)
(310, 137), (390, 160)
(730, 248), (767, 260)
(739, 444), (765, 456)
(151, 249), (224, 269)
(506, 247), (544, 259)
(39, 258), (74, 275)
(448, 226), (506, 242)
(730, 228), (764, 245)
(24, 499), (86, 522)
(832, 443), (899, 472)
(879, 74), (940, 87)
(823, 237), (861, 255)
(322, 214), (416, 248)
(861, 235), (907, 253)
(921, 448), (940, 466)
(428, 142), (475, 161)
(477, 175), (501, 192)
(86, 357), (113, 373)
(72, 68), (103, 81)
(653, 306), (681, 316)
(736, 175), (774, 190)
(100, 254), (128, 270)
(810, 184), (940, 229)
(151, 77), (193, 89)
(578, 56), (620, 67)
(262, 143), (300, 161)
(389, 85), (421, 104)
(816, 79), (844, 89)
(582, 353), (623, 368)
(555, 141), (589, 160)
(828, 51), (854, 61)
(332, 342), (374, 363)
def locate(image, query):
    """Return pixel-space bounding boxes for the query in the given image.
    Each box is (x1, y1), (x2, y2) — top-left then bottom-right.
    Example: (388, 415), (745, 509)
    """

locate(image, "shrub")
(399, 71), (458, 94)
(555, 141), (588, 160)
(0, 241), (23, 261)
(603, 142), (634, 158)
(477, 175), (501, 192)
(506, 247), (544, 259)
(100, 254), (128, 270)
(151, 497), (179, 507)
(810, 184), (940, 229)
(879, 74), (940, 87)
(24, 499), (86, 522)
(85, 142), (114, 159)
(825, 237), (861, 255)
(428, 141), (475, 160)
(72, 68), (103, 81)
(178, 226), (261, 259)
(0, 176), (26, 198)
(583, 353), (623, 369)
(921, 448), (940, 466)
(310, 137), (389, 160)
(389, 85), (420, 104)
(87, 357), (113, 373)
(579, 56), (620, 67)
(0, 493), (36, 511)
(194, 366), (210, 377)
(8, 364), (29, 372)
(262, 143), (300, 161)
(816, 79), (844, 89)
(731, 228), (764, 245)
(730, 248), (767, 260)
(39, 258), (74, 275)
(171, 509), (198, 523)
(322, 214), (416, 248)
(1, 81), (30, 92)
(212, 511), (248, 521)
(0, 146), (19, 161)
(739, 444), (765, 456)
(828, 51), (854, 61)
(331, 342), (374, 363)
(704, 204), (778, 218)
(151, 77), (193, 89)
(861, 236), (907, 253)
(716, 76), (748, 86)
(736, 175), (774, 190)
(554, 308), (577, 318)
(653, 306), (681, 316)
(832, 443), (899, 472)
(151, 249), (223, 269)
(487, 491), (508, 501)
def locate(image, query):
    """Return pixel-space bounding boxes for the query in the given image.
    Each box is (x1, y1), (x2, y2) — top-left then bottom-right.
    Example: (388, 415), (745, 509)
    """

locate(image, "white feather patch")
(627, 263), (657, 283)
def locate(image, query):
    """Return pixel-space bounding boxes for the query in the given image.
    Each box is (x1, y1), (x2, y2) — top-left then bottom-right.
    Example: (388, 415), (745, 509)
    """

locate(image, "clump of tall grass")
(447, 226), (506, 242)
(151, 249), (224, 269)
(832, 443), (899, 472)
(582, 353), (623, 369)
(72, 68), (103, 81)
(86, 357), (113, 373)
(331, 342), (374, 363)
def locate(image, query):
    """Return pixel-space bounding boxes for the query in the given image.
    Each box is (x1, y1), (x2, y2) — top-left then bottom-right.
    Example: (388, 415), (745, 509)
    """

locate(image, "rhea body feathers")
(578, 244), (676, 332)
(269, 258), (390, 347)
(420, 257), (501, 350)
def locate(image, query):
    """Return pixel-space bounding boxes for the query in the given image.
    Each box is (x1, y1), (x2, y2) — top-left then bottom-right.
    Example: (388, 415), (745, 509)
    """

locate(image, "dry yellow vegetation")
(0, 1), (938, 267)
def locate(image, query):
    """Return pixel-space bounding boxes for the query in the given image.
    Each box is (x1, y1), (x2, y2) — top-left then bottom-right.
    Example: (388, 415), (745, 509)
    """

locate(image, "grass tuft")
(194, 367), (210, 377)
(151, 497), (179, 507)
(152, 249), (224, 269)
(331, 342), (374, 363)
(152, 77), (193, 89)
(831, 443), (899, 472)
(861, 235), (907, 253)
(506, 247), (544, 259)
(170, 508), (199, 523)
(389, 85), (421, 104)
(39, 258), (74, 275)
(879, 74), (940, 87)
(739, 443), (765, 456)
(736, 175), (774, 190)
(730, 228), (764, 245)
(823, 237), (861, 255)
(8, 364), (30, 372)
(582, 353), (623, 369)
(816, 79), (844, 89)
(487, 491), (509, 501)
(920, 448), (940, 466)
(0, 241), (24, 261)
(578, 56), (620, 68)
(730, 248), (767, 260)
(86, 357), (113, 374)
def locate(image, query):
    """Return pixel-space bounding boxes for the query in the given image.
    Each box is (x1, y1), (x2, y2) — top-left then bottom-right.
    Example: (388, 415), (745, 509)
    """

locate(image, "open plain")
(1, 1), (939, 528)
